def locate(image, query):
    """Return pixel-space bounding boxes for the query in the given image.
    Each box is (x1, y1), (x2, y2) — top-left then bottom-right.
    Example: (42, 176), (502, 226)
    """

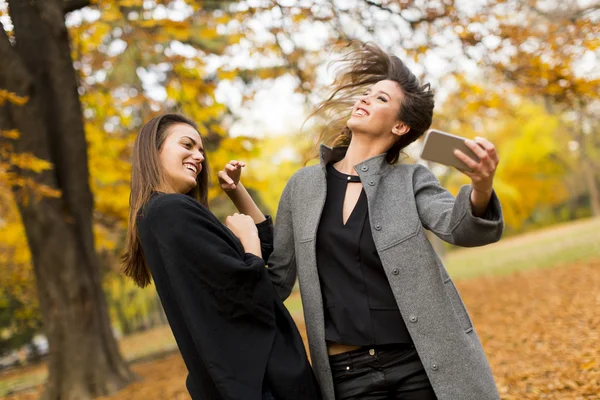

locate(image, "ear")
(392, 122), (410, 137)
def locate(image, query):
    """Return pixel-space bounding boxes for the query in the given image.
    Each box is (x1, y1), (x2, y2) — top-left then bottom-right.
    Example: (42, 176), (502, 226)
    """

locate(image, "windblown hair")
(310, 42), (435, 164)
(122, 114), (210, 287)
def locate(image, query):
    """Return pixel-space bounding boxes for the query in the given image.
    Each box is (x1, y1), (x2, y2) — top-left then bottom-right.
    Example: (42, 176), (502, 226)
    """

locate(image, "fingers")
(474, 136), (499, 165)
(227, 160), (246, 169)
(463, 139), (487, 163)
(461, 138), (498, 173)
(453, 149), (479, 171)
(217, 171), (234, 185)
(225, 213), (252, 227)
(217, 171), (237, 190)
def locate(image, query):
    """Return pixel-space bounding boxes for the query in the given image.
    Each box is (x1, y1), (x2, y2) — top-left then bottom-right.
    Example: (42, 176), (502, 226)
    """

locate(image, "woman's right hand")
(218, 160), (246, 192)
(225, 213), (261, 257)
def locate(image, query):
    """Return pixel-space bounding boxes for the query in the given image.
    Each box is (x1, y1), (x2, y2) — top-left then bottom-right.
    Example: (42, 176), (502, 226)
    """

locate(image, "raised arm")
(218, 160), (266, 224)
(414, 164), (503, 247)
(218, 160), (273, 260)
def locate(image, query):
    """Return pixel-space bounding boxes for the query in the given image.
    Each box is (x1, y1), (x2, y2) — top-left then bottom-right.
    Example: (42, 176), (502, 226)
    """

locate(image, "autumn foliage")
(0, 0), (598, 398)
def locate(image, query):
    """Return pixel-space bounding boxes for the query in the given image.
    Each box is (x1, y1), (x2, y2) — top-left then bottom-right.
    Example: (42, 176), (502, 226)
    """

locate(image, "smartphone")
(420, 129), (480, 172)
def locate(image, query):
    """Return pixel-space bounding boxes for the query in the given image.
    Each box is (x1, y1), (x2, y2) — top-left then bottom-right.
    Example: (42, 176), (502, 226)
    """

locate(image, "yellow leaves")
(436, 76), (572, 230)
(101, 5), (122, 22)
(1, 129), (20, 139)
(137, 19), (158, 28)
(0, 90), (29, 106)
(292, 13), (306, 24)
(227, 33), (244, 45)
(198, 27), (219, 40)
(217, 69), (237, 81)
(164, 22), (191, 41)
(118, 0), (143, 7)
(585, 38), (599, 51)
(8, 152), (54, 173)
(84, 120), (132, 226)
(214, 15), (231, 25)
(195, 103), (227, 122)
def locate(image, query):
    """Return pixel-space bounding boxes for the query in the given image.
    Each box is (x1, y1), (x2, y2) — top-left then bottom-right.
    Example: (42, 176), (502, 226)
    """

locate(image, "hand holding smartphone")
(420, 129), (480, 172)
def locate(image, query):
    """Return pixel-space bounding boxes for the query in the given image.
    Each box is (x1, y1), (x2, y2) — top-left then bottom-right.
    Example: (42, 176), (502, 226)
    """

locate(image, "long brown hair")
(309, 42), (435, 164)
(122, 113), (210, 287)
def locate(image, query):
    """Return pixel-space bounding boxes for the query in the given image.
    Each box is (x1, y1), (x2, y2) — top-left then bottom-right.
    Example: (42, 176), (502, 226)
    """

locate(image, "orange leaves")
(1, 129), (20, 140)
(460, 261), (600, 399)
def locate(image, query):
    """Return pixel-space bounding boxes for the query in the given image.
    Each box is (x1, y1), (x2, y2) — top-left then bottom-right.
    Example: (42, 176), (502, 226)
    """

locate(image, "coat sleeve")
(145, 194), (273, 319)
(266, 179), (298, 301)
(413, 164), (504, 247)
(256, 215), (274, 263)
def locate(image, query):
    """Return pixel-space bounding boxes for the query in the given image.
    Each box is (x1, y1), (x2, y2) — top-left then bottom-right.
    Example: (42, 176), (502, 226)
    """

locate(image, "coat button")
(392, 268), (399, 275)
(368, 348), (375, 356)
(374, 224), (382, 231)
(368, 180), (375, 186)
(431, 363), (439, 371)
(409, 315), (418, 323)
(360, 165), (369, 172)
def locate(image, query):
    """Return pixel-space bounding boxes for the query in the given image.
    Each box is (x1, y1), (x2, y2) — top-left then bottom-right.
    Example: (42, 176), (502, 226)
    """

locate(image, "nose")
(192, 149), (204, 162)
(359, 94), (371, 104)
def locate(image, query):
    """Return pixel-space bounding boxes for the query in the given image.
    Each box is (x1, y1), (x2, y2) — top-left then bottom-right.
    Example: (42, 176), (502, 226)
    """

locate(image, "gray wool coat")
(266, 145), (504, 400)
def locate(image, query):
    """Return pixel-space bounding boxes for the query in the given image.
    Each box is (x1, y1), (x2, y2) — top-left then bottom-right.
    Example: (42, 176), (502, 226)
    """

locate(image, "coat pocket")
(443, 278), (474, 333)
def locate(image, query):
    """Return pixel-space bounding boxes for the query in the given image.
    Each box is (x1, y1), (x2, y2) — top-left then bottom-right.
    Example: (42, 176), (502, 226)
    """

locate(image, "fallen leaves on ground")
(459, 261), (599, 399)
(3, 261), (598, 400)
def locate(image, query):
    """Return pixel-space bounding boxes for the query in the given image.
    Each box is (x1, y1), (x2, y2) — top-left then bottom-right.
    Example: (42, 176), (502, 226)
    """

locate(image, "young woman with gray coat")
(220, 42), (503, 400)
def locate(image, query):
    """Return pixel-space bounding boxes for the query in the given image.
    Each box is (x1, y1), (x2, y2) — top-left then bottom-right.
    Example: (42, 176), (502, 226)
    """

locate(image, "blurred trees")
(450, 0), (600, 219)
(0, 0), (597, 397)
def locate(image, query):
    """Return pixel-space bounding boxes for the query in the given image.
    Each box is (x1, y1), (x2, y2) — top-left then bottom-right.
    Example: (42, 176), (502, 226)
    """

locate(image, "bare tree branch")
(63, 0), (90, 13)
(362, 0), (426, 28)
(521, 0), (600, 22)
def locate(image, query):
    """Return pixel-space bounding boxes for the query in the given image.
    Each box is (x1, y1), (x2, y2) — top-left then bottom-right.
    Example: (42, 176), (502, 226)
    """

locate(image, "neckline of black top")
(327, 163), (361, 182)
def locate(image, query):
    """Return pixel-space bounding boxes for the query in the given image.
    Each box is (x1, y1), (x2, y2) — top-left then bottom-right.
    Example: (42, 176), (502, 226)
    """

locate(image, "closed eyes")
(363, 91), (389, 102)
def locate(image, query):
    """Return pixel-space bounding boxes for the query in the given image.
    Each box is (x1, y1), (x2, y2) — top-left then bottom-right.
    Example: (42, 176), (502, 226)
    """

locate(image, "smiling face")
(347, 79), (409, 140)
(158, 123), (205, 194)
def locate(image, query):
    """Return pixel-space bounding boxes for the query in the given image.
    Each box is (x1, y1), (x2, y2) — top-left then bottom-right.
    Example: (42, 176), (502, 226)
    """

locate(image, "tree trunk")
(582, 159), (600, 217)
(0, 1), (134, 399)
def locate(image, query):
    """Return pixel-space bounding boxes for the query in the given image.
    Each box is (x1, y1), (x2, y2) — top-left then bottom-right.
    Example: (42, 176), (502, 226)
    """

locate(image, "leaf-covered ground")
(3, 261), (598, 400)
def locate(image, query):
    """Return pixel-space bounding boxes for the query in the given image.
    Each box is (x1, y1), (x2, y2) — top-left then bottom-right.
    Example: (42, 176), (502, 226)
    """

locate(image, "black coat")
(137, 193), (321, 400)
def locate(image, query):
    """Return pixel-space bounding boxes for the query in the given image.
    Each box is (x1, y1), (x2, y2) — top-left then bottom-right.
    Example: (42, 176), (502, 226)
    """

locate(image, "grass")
(444, 217), (600, 279)
(0, 326), (179, 397)
(0, 367), (47, 398)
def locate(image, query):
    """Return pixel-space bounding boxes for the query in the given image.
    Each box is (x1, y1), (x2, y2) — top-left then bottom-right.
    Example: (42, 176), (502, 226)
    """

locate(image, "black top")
(316, 164), (412, 346)
(137, 193), (321, 400)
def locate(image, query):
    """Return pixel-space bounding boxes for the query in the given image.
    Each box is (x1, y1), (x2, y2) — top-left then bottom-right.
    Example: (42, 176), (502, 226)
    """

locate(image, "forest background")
(0, 0), (598, 399)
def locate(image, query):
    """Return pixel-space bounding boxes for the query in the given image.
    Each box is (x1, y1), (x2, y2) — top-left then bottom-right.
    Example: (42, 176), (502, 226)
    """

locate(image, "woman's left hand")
(453, 136), (499, 194)
(218, 160), (246, 192)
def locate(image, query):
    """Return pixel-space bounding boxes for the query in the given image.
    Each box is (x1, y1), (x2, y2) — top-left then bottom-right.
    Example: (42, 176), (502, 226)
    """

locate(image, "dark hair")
(310, 42), (435, 163)
(122, 113), (210, 287)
